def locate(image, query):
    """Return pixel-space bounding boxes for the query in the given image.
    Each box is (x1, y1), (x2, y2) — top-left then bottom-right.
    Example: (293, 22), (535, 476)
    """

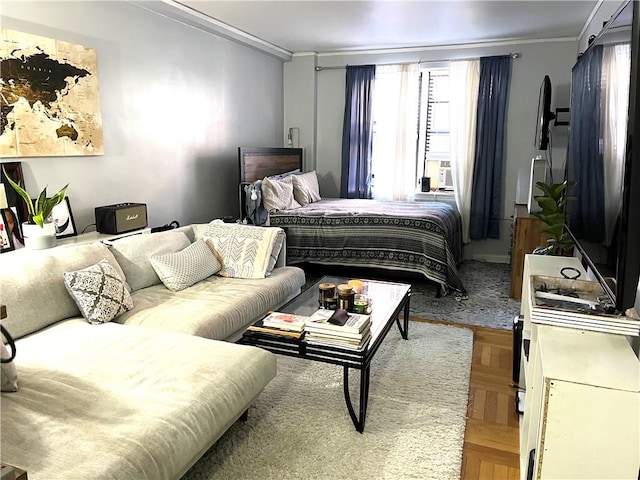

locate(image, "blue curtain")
(341, 65), (376, 198)
(566, 45), (604, 242)
(469, 56), (512, 240)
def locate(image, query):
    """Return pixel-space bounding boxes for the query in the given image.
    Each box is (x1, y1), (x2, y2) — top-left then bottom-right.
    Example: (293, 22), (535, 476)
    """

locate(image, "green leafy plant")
(2, 166), (68, 228)
(532, 180), (575, 255)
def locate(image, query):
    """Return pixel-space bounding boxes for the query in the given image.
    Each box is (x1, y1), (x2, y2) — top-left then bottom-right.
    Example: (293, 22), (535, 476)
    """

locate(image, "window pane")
(428, 104), (450, 130)
(427, 133), (450, 153)
(430, 76), (450, 100)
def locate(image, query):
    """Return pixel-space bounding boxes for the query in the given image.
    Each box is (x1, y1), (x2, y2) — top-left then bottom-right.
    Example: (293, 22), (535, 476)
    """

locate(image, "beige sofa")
(0, 223), (306, 480)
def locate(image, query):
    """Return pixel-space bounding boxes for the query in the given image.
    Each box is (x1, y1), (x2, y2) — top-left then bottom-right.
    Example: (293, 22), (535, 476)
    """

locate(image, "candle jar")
(318, 283), (336, 309)
(353, 294), (369, 314)
(337, 284), (355, 312)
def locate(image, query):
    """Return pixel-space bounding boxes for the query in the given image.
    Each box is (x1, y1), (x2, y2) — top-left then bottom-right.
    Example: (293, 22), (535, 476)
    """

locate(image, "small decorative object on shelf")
(2, 166), (68, 250)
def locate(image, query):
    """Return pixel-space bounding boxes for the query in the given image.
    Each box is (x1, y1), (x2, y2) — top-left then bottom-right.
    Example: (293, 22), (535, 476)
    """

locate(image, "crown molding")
(132, 1), (292, 61)
(317, 36), (578, 57)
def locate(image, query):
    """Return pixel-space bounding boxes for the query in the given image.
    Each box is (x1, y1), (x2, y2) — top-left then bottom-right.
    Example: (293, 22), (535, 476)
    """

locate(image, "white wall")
(284, 40), (578, 261)
(284, 53), (317, 172)
(1, 1), (285, 231)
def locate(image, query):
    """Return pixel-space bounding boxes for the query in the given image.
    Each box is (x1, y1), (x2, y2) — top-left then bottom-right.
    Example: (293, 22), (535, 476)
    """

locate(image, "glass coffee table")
(238, 275), (411, 432)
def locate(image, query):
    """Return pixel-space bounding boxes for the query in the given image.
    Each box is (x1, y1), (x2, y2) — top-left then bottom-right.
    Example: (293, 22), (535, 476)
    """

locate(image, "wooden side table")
(509, 204), (549, 299)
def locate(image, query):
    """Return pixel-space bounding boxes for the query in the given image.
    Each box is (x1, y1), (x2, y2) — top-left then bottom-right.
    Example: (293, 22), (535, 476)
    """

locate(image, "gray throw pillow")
(262, 176), (301, 213)
(63, 259), (134, 324)
(292, 171), (321, 206)
(149, 239), (222, 292)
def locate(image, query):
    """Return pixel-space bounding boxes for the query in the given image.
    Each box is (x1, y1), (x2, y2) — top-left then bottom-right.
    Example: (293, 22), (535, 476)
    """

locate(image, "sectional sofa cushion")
(0, 243), (129, 340)
(108, 231), (191, 292)
(1, 341), (18, 393)
(114, 266), (306, 341)
(149, 239), (222, 292)
(202, 221), (284, 279)
(63, 259), (134, 323)
(0, 319), (277, 480)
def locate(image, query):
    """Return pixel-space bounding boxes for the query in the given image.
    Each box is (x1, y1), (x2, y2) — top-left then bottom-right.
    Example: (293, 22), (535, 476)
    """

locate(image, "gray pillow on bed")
(292, 171), (321, 206)
(262, 176), (301, 213)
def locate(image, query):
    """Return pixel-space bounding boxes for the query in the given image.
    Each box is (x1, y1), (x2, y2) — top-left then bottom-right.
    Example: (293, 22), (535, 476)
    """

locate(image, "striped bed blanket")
(268, 198), (466, 296)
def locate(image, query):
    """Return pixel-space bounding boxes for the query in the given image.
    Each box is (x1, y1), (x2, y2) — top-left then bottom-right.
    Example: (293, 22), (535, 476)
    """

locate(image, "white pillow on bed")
(262, 175), (301, 213)
(292, 171), (321, 206)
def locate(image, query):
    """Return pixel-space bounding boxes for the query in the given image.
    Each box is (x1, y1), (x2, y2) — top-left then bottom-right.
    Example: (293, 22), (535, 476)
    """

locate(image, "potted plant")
(532, 180), (575, 255)
(2, 166), (68, 249)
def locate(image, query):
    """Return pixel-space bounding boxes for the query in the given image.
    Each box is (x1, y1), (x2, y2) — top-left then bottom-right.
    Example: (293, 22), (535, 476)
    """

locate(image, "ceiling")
(175, 0), (601, 54)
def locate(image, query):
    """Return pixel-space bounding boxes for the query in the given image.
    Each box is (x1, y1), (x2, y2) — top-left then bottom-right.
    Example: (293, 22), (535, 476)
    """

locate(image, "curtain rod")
(315, 52), (521, 71)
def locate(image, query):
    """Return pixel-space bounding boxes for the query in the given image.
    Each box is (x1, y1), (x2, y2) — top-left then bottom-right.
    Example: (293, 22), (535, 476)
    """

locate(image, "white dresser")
(519, 254), (640, 479)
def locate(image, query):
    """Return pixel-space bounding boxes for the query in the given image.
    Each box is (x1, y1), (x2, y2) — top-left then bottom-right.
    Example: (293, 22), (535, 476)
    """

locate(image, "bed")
(238, 147), (466, 296)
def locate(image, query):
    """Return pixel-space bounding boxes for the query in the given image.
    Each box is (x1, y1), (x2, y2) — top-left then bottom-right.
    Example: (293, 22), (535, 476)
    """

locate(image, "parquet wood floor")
(411, 318), (520, 480)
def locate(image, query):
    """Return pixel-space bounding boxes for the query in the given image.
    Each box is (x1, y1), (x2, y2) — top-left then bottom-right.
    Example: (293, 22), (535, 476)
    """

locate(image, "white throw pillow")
(108, 231), (191, 292)
(149, 239), (222, 292)
(292, 171), (321, 206)
(1, 341), (18, 392)
(63, 259), (134, 324)
(202, 221), (284, 279)
(261, 175), (301, 213)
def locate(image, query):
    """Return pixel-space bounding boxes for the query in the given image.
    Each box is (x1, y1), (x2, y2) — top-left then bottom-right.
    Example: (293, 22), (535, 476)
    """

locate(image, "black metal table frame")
(239, 279), (411, 433)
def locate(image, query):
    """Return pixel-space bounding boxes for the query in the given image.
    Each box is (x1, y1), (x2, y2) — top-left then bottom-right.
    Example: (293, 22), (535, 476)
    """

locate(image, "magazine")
(306, 309), (371, 333)
(262, 311), (309, 332)
(305, 330), (372, 350)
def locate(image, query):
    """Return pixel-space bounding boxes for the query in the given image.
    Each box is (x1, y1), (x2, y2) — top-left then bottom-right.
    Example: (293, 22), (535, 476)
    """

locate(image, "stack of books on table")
(304, 309), (372, 350)
(246, 312), (309, 339)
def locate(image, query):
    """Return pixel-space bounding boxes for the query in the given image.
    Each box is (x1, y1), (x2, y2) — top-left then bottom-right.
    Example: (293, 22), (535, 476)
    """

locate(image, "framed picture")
(1, 162), (29, 225)
(0, 209), (15, 253)
(52, 197), (77, 238)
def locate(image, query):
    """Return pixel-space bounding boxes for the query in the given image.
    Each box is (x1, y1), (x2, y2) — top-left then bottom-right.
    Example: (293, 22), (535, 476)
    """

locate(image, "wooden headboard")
(238, 147), (303, 183)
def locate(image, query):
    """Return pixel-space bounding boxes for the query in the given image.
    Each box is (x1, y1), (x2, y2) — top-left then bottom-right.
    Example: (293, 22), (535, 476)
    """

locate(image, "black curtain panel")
(567, 45), (605, 242)
(340, 65), (376, 199)
(469, 55), (512, 240)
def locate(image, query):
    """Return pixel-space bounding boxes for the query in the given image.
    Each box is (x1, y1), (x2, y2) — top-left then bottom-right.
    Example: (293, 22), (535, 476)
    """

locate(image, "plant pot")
(22, 222), (56, 250)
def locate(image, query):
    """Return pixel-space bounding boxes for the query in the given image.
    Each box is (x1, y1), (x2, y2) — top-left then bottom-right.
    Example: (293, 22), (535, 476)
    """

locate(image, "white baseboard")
(469, 254), (511, 264)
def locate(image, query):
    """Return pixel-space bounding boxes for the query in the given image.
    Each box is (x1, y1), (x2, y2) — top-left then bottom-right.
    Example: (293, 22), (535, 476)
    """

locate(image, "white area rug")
(183, 321), (473, 480)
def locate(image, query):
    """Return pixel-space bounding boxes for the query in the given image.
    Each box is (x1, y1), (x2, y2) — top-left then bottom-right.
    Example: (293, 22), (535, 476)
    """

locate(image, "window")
(371, 63), (451, 201)
(418, 65), (452, 191)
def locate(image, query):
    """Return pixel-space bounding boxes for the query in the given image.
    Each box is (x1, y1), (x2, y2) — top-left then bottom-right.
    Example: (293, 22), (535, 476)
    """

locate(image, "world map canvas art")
(0, 29), (104, 157)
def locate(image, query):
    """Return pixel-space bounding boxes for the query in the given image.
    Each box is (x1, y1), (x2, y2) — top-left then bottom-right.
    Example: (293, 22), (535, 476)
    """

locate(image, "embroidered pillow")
(261, 175), (301, 213)
(202, 221), (284, 279)
(63, 259), (134, 324)
(292, 171), (321, 206)
(1, 341), (18, 393)
(149, 239), (222, 292)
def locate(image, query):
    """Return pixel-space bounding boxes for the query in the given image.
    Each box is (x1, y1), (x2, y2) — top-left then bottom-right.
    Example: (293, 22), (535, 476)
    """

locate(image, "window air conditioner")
(438, 161), (454, 190)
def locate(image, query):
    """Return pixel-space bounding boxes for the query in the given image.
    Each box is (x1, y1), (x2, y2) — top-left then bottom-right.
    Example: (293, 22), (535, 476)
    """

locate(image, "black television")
(534, 75), (555, 150)
(565, 0), (640, 315)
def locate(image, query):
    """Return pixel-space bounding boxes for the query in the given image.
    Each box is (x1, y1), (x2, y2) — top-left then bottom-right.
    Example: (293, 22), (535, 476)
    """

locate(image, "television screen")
(534, 75), (554, 150)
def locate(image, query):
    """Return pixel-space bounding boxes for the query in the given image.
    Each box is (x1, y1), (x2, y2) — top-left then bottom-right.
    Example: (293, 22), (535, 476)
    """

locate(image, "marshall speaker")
(95, 203), (148, 234)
